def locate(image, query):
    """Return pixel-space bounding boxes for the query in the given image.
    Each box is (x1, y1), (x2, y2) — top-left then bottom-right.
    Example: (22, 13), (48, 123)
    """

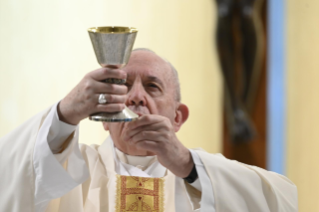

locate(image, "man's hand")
(123, 114), (194, 178)
(58, 68), (128, 125)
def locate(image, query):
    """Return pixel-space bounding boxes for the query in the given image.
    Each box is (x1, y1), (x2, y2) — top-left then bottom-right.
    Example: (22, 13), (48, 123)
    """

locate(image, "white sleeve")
(196, 151), (298, 212)
(189, 176), (202, 192)
(189, 149), (216, 212)
(47, 103), (77, 154)
(33, 102), (89, 211)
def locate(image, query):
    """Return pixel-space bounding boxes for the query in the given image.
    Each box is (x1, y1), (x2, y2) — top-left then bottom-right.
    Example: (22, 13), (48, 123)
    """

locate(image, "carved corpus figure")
(215, 0), (264, 143)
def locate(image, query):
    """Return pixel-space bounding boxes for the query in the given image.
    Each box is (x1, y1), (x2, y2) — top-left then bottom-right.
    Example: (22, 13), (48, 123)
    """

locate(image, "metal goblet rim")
(87, 26), (138, 34)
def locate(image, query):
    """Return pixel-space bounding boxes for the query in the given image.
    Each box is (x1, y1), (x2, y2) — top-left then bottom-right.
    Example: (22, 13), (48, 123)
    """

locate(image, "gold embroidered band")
(115, 175), (164, 212)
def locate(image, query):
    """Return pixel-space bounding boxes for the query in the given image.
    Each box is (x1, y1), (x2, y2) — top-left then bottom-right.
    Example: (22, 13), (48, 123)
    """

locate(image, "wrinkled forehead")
(123, 51), (172, 81)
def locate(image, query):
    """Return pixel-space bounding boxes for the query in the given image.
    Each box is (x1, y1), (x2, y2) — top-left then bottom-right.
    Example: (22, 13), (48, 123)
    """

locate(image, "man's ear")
(103, 122), (109, 131)
(174, 103), (189, 132)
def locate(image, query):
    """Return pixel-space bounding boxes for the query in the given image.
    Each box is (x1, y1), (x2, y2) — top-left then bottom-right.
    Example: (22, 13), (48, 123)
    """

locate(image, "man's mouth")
(135, 112), (143, 117)
(128, 106), (150, 116)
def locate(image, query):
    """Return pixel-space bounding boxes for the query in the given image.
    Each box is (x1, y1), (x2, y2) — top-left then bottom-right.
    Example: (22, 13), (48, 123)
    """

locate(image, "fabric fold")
(33, 104), (89, 208)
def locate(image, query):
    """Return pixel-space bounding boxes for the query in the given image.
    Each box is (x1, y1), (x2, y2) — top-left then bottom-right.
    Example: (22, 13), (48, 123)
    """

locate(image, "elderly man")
(0, 49), (297, 212)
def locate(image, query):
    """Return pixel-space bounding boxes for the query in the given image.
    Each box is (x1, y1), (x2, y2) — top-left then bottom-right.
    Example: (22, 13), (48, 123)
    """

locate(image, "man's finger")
(130, 131), (164, 144)
(126, 115), (163, 131)
(135, 140), (159, 154)
(124, 122), (163, 141)
(94, 94), (127, 104)
(95, 103), (126, 113)
(95, 82), (128, 95)
(89, 68), (127, 81)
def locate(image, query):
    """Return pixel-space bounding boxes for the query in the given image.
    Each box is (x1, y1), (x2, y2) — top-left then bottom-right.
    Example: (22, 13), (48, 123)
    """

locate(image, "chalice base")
(89, 106), (138, 122)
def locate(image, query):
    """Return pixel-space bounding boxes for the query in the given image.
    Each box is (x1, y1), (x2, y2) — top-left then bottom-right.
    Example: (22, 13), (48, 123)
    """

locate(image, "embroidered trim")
(115, 175), (164, 212)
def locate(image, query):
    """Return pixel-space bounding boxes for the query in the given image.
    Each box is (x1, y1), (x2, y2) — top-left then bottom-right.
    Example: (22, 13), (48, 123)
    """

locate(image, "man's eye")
(148, 83), (159, 89)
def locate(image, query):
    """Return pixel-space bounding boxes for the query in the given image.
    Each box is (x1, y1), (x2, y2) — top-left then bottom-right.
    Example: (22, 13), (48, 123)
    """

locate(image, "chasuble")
(0, 104), (298, 212)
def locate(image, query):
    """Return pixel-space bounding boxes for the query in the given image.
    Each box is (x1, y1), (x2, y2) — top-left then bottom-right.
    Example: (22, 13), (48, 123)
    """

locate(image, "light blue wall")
(267, 0), (286, 175)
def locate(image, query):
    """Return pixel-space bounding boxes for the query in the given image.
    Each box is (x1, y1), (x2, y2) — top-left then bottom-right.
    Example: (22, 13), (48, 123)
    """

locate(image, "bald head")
(132, 48), (181, 102)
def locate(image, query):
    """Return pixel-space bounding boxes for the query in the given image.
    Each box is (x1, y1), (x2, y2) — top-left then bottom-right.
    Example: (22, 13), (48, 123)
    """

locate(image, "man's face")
(124, 51), (177, 121)
(103, 50), (179, 155)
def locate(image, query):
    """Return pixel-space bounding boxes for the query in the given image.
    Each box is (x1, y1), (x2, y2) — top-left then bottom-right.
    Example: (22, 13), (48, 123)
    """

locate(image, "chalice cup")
(87, 26), (138, 122)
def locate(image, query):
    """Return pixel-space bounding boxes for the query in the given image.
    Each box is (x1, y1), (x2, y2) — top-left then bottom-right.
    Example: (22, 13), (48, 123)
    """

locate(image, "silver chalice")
(87, 26), (138, 122)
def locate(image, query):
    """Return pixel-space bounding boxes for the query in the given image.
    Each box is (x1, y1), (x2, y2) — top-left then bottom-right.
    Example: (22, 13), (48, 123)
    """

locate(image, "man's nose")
(126, 83), (147, 106)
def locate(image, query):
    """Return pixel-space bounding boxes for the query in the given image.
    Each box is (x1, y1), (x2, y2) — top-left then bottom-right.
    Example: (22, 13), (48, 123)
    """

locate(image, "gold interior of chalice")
(88, 26), (138, 34)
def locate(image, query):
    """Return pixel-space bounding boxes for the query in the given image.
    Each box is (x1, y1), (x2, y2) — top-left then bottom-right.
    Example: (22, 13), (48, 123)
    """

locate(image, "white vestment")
(0, 104), (298, 212)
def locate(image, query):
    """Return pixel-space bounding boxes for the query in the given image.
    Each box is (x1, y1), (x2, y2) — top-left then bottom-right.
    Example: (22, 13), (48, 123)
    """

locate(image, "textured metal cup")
(87, 26), (139, 122)
(88, 26), (138, 68)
